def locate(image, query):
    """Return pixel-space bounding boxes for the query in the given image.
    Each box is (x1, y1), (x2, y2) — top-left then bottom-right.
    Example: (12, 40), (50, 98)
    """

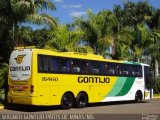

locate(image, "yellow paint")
(8, 49), (123, 106)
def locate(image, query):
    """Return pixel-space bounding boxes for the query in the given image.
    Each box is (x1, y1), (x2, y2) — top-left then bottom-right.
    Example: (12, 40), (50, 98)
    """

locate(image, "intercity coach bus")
(8, 48), (153, 109)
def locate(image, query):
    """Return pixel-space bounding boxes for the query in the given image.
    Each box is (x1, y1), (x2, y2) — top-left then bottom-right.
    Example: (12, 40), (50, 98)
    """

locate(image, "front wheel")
(75, 93), (88, 108)
(61, 93), (74, 109)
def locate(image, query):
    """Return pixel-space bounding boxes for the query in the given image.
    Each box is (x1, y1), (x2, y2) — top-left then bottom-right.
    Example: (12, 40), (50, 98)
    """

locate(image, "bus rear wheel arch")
(75, 92), (88, 108)
(61, 92), (75, 109)
(135, 90), (143, 102)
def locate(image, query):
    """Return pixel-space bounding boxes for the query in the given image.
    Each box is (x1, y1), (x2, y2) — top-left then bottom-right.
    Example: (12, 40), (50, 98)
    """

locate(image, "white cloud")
(62, 4), (82, 9)
(54, 0), (63, 3)
(69, 11), (86, 17)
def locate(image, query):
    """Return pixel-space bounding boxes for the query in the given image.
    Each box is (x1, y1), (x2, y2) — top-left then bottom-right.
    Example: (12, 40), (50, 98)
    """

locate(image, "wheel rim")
(135, 94), (139, 101)
(63, 95), (72, 107)
(79, 97), (86, 106)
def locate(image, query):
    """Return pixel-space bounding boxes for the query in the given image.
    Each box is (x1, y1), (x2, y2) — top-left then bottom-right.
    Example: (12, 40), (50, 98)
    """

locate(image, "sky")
(47, 0), (160, 24)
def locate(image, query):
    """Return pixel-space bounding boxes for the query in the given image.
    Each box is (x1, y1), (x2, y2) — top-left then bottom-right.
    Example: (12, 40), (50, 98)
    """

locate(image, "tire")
(135, 91), (142, 102)
(75, 93), (88, 108)
(61, 93), (74, 109)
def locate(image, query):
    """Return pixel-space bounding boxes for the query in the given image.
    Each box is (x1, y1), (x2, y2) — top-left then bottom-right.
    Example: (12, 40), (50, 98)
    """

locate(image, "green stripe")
(125, 61), (141, 65)
(116, 77), (135, 96)
(107, 77), (127, 97)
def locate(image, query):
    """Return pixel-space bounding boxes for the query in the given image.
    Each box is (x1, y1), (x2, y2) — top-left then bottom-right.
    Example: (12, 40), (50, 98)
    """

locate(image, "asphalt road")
(0, 99), (160, 120)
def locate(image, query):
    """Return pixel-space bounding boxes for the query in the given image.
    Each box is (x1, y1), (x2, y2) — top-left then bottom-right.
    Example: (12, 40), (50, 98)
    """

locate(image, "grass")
(153, 94), (160, 97)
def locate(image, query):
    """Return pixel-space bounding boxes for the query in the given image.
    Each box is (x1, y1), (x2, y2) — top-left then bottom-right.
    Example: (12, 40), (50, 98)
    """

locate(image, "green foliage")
(44, 25), (85, 52)
(0, 0), (57, 63)
(33, 31), (49, 48)
(122, 1), (153, 27)
(114, 26), (134, 60)
(75, 46), (94, 54)
(154, 77), (160, 94)
(0, 63), (8, 89)
(148, 29), (160, 59)
(75, 10), (116, 56)
(153, 94), (160, 97)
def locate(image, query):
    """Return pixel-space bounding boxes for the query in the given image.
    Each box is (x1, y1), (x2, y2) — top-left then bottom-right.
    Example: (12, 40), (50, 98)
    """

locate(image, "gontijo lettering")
(10, 66), (30, 71)
(78, 76), (110, 83)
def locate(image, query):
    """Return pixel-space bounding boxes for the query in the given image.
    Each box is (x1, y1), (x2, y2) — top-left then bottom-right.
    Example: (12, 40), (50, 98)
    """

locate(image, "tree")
(113, 1), (154, 61)
(149, 29), (160, 77)
(75, 10), (117, 57)
(113, 26), (134, 60)
(154, 77), (160, 94)
(122, 1), (153, 27)
(0, 61), (8, 102)
(31, 29), (51, 48)
(131, 23), (151, 62)
(0, 0), (57, 62)
(16, 26), (32, 46)
(0, 63), (8, 89)
(44, 25), (85, 52)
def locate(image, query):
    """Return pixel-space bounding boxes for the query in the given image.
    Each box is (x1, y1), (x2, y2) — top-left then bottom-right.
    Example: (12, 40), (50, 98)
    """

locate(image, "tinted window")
(79, 61), (89, 73)
(119, 64), (129, 76)
(61, 59), (71, 72)
(71, 60), (80, 73)
(107, 63), (117, 75)
(90, 61), (102, 74)
(38, 55), (44, 72)
(50, 58), (59, 72)
(144, 66), (152, 77)
(38, 55), (59, 72)
(38, 55), (49, 72)
(38, 54), (143, 77)
(131, 65), (142, 77)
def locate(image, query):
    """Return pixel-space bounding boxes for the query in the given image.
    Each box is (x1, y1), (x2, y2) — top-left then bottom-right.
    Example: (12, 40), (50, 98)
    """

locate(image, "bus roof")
(32, 48), (124, 63)
(15, 48), (147, 65)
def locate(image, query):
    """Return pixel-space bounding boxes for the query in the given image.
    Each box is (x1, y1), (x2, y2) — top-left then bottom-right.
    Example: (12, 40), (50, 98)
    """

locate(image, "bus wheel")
(75, 93), (88, 108)
(61, 93), (74, 109)
(135, 91), (142, 102)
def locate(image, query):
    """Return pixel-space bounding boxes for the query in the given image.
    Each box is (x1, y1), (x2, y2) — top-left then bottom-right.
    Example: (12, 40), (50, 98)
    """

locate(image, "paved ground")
(0, 98), (159, 114)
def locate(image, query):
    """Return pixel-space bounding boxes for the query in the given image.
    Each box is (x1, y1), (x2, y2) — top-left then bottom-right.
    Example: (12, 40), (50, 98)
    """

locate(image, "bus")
(8, 48), (153, 109)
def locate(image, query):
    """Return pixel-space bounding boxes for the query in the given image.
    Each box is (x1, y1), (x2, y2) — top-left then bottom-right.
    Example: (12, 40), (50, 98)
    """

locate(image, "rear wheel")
(61, 93), (74, 109)
(135, 91), (142, 102)
(75, 93), (88, 108)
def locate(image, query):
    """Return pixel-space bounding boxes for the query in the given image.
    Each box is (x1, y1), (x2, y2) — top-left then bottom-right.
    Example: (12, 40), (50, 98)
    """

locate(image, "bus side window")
(103, 63), (108, 74)
(101, 63), (105, 74)
(71, 60), (80, 73)
(107, 63), (116, 75)
(61, 59), (71, 72)
(44, 57), (49, 72)
(119, 64), (129, 76)
(138, 66), (142, 77)
(80, 61), (89, 73)
(144, 66), (153, 77)
(38, 55), (49, 72)
(50, 58), (59, 72)
(131, 65), (142, 77)
(90, 61), (101, 74)
(38, 55), (44, 72)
